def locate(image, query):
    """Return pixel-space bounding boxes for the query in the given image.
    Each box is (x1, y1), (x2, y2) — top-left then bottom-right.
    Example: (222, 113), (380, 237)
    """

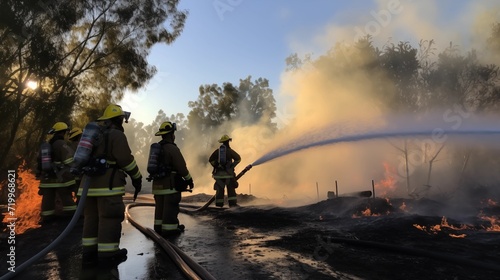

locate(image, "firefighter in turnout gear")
(149, 121), (194, 237)
(209, 134), (241, 207)
(37, 122), (78, 223)
(68, 127), (83, 203)
(78, 104), (142, 265)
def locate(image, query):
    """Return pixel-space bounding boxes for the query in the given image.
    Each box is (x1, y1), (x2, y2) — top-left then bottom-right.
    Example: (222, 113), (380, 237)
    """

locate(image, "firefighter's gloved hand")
(132, 177), (142, 202)
(132, 177), (142, 193)
(185, 178), (194, 189)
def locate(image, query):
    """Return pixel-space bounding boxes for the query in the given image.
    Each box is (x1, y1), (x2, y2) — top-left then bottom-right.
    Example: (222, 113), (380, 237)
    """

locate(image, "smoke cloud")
(133, 1), (500, 211)
(216, 0), (500, 207)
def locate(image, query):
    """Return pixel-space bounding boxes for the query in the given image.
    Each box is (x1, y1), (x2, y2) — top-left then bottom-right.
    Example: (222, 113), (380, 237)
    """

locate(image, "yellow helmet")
(218, 134), (232, 143)
(155, 121), (177, 136)
(97, 104), (125, 121)
(48, 122), (69, 134)
(68, 127), (83, 140)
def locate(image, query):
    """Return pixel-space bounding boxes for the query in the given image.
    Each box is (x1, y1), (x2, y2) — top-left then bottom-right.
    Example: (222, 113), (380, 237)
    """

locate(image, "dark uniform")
(38, 122), (77, 222)
(209, 134), (241, 207)
(151, 121), (193, 236)
(77, 104), (141, 263)
(68, 127), (82, 202)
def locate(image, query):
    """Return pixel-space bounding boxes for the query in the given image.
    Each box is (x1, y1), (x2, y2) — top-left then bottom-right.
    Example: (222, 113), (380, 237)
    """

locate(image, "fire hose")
(125, 203), (216, 280)
(0, 177), (91, 280)
(180, 164), (252, 213)
(120, 165), (255, 278)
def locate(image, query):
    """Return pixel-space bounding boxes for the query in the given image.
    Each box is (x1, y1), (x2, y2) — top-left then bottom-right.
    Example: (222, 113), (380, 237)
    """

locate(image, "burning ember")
(399, 201), (407, 212)
(2, 163), (41, 234)
(374, 162), (397, 197)
(478, 214), (500, 232)
(482, 198), (498, 207)
(413, 216), (470, 238)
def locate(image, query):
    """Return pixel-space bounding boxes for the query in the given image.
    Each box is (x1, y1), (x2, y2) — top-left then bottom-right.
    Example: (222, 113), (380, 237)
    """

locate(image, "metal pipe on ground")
(338, 190), (373, 197)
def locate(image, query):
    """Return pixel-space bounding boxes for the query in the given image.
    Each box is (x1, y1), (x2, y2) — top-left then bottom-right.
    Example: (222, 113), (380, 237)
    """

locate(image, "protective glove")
(185, 178), (194, 190)
(132, 177), (142, 201)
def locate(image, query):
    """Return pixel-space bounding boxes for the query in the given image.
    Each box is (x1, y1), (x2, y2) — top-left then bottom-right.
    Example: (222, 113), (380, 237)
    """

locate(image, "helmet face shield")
(154, 121), (177, 136)
(123, 111), (131, 123)
(48, 122), (69, 134)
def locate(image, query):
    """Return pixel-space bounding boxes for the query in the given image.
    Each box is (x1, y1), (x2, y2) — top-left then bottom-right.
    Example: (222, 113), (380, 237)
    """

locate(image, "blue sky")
(118, 0), (490, 125)
(119, 1), (377, 124)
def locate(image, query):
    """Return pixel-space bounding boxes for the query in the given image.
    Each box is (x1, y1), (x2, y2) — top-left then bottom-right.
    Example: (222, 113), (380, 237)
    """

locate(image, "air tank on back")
(147, 142), (161, 175)
(40, 142), (52, 172)
(71, 122), (102, 174)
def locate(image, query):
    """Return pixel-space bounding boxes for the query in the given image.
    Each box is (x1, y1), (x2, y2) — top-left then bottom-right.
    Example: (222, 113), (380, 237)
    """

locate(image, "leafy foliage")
(0, 0), (187, 172)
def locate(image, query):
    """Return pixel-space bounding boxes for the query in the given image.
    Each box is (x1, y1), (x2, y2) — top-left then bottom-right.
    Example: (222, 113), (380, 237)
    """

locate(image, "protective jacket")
(152, 138), (192, 195)
(39, 135), (76, 188)
(77, 125), (141, 197)
(209, 145), (241, 179)
(80, 122), (141, 257)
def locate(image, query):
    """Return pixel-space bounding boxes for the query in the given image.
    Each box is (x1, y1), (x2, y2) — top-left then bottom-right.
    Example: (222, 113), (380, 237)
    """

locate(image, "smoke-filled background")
(3, 0), (500, 209)
(159, 0), (500, 206)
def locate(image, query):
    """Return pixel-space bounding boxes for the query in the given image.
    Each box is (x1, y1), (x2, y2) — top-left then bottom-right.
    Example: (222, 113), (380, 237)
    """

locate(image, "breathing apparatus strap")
(103, 130), (119, 190)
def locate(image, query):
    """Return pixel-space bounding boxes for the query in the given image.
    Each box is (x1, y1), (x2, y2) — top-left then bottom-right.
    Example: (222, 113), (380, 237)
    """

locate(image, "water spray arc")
(252, 128), (500, 166)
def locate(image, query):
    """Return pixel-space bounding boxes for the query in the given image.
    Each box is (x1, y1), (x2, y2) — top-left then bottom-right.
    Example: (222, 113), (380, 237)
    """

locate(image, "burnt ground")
(1, 193), (500, 280)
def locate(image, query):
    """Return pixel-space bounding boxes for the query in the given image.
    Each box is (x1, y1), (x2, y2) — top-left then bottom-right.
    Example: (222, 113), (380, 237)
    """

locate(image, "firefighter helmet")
(155, 121), (177, 136)
(218, 134), (232, 143)
(69, 127), (83, 140)
(48, 122), (69, 134)
(97, 104), (125, 121)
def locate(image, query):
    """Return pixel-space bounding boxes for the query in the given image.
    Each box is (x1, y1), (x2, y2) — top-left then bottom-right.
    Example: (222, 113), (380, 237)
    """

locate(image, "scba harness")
(71, 122), (119, 189)
(146, 141), (191, 192)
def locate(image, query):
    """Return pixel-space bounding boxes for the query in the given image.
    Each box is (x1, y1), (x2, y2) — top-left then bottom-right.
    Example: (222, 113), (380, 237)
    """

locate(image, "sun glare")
(26, 80), (38, 90)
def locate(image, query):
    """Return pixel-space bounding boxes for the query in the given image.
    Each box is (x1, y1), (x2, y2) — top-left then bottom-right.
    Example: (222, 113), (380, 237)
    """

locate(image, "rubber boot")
(98, 248), (127, 266)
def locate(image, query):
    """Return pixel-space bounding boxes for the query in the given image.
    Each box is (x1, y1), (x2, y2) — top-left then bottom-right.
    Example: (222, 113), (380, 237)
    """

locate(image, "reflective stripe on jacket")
(40, 138), (76, 188)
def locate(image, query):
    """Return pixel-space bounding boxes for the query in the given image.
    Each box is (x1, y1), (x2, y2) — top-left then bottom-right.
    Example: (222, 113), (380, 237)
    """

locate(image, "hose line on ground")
(125, 202), (216, 280)
(329, 237), (500, 272)
(0, 178), (90, 280)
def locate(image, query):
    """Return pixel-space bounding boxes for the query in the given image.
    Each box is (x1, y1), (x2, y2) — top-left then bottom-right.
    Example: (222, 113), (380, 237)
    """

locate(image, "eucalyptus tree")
(0, 0), (187, 171)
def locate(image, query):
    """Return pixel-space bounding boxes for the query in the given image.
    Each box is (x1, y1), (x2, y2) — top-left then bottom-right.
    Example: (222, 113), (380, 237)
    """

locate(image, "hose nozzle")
(235, 164), (253, 180)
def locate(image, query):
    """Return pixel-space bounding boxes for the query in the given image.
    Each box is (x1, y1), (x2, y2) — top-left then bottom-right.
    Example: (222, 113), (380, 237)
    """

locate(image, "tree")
(187, 76), (277, 140)
(0, 0), (187, 172)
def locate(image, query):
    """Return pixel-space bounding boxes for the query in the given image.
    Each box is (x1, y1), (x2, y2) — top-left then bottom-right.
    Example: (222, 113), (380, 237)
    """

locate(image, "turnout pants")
(214, 178), (238, 207)
(82, 196), (125, 254)
(41, 186), (77, 218)
(154, 192), (181, 234)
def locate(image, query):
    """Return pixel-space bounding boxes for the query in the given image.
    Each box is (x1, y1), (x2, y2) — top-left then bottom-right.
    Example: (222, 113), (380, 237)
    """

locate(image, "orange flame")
(374, 162), (397, 197)
(479, 214), (500, 232)
(2, 163), (41, 234)
(481, 198), (498, 207)
(352, 207), (382, 218)
(399, 202), (407, 212)
(413, 216), (470, 238)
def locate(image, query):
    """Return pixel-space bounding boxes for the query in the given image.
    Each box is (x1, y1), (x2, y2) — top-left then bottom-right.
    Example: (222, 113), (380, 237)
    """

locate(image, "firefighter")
(68, 127), (83, 203)
(77, 104), (142, 264)
(209, 134), (241, 207)
(68, 127), (82, 150)
(150, 121), (194, 237)
(37, 122), (77, 223)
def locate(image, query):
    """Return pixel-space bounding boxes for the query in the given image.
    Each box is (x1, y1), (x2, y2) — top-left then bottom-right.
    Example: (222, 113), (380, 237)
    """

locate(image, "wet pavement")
(4, 194), (498, 279)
